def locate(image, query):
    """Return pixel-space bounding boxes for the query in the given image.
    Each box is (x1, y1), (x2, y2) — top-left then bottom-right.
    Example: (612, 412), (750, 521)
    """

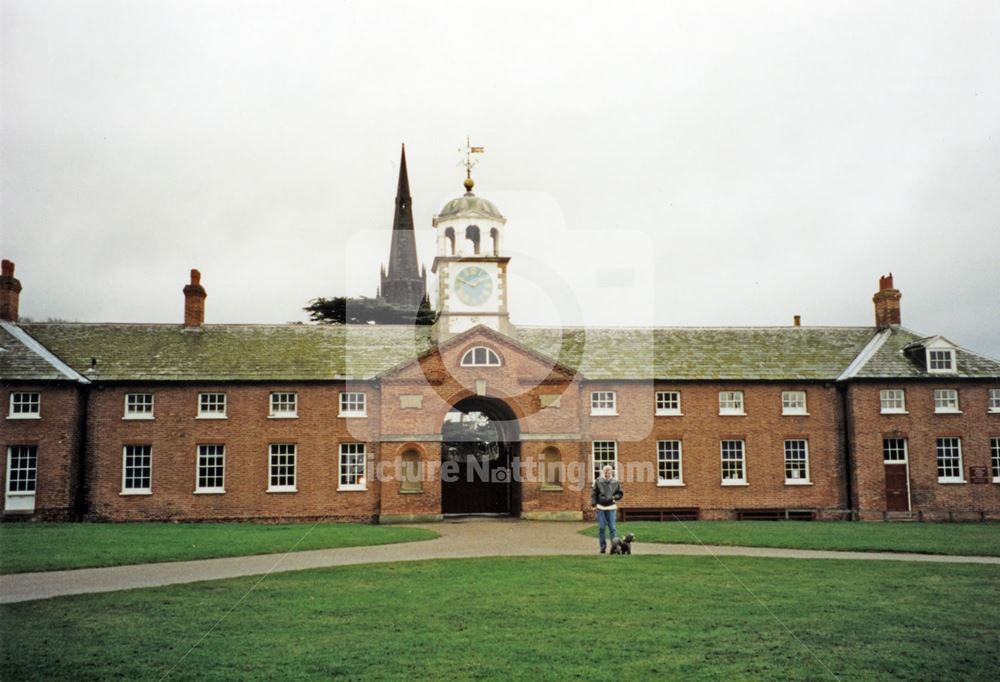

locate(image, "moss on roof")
(19, 323), (433, 381)
(9, 322), (999, 383)
(0, 325), (73, 381)
(517, 326), (880, 380)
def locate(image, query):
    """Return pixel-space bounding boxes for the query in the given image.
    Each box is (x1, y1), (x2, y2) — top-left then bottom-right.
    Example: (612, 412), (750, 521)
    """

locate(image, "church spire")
(378, 144), (427, 308)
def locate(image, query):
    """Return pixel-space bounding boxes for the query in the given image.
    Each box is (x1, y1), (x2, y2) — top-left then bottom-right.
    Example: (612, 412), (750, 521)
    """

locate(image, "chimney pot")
(183, 268), (207, 327)
(0, 258), (23, 322)
(793, 315), (801, 327)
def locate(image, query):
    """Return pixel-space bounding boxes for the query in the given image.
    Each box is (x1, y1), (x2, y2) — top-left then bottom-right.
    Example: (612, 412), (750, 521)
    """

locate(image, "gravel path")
(3, 518), (998, 604)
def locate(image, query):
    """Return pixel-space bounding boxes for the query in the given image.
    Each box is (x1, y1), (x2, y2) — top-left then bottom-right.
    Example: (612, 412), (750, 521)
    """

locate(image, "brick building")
(2, 153), (999, 523)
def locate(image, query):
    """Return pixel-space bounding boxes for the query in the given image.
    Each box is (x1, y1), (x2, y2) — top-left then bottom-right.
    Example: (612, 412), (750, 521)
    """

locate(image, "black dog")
(609, 533), (635, 555)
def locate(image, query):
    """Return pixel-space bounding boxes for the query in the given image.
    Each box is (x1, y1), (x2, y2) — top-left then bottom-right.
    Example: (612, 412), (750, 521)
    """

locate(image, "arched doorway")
(441, 396), (521, 516)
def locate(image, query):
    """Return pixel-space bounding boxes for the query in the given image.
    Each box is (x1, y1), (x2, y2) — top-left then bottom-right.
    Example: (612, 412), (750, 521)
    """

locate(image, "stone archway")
(440, 395), (521, 516)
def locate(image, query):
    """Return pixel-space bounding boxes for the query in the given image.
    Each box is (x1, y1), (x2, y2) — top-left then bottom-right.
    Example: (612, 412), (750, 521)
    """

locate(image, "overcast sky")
(2, 1), (998, 358)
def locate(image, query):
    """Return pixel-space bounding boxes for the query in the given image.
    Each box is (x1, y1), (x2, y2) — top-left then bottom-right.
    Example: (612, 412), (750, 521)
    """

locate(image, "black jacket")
(591, 477), (624, 507)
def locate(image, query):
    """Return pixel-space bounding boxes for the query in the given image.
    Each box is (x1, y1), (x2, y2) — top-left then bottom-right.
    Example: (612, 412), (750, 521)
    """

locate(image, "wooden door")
(884, 463), (910, 512)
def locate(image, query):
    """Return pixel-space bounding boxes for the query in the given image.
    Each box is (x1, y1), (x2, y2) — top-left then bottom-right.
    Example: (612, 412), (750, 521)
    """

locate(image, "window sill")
(657, 481), (685, 487)
(267, 487), (297, 494)
(399, 488), (423, 495)
(781, 412), (810, 417)
(880, 410), (908, 415)
(195, 415), (227, 420)
(338, 413), (368, 419)
(784, 480), (813, 486)
(721, 480), (749, 486)
(540, 484), (564, 492)
(988, 409), (1000, 414)
(719, 411), (746, 417)
(337, 486), (367, 492)
(655, 411), (683, 417)
(993, 478), (1000, 484)
(590, 411), (618, 417)
(120, 490), (152, 496)
(268, 414), (298, 419)
(5, 491), (36, 497)
(122, 415), (154, 421)
(936, 479), (966, 485)
(193, 489), (226, 494)
(6, 414), (41, 420)
(933, 410), (963, 415)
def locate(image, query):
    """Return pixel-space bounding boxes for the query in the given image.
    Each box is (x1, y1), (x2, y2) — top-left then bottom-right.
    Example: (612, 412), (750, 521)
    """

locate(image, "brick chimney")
(793, 315), (801, 327)
(183, 269), (207, 327)
(872, 273), (901, 327)
(0, 259), (22, 322)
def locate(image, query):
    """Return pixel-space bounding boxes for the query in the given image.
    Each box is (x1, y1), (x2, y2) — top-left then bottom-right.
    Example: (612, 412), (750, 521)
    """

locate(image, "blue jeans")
(596, 509), (618, 551)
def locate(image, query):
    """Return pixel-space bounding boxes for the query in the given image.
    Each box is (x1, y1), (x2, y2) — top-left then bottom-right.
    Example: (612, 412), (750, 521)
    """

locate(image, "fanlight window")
(461, 346), (501, 367)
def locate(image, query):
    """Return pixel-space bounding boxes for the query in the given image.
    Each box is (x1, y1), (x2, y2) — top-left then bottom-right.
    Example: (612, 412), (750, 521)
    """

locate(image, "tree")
(304, 296), (436, 325)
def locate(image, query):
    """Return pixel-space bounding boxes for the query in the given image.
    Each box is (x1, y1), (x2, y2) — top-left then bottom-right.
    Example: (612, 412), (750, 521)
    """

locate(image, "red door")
(884, 464), (910, 512)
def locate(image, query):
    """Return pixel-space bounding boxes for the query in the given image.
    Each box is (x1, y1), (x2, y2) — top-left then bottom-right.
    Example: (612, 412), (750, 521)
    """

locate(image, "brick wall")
(1, 383), (83, 520)
(84, 382), (381, 521)
(847, 381), (1000, 520)
(582, 381), (849, 520)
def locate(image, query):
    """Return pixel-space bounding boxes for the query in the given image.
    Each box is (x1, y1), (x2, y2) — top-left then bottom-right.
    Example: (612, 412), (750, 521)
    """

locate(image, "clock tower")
(432, 163), (512, 341)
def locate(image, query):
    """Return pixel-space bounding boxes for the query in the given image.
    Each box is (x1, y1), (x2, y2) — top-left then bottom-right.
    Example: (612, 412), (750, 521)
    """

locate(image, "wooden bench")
(737, 508), (816, 521)
(620, 507), (700, 522)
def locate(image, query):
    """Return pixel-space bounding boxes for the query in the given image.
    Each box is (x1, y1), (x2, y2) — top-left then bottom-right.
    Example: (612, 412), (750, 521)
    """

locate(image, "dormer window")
(461, 346), (501, 367)
(927, 349), (956, 373)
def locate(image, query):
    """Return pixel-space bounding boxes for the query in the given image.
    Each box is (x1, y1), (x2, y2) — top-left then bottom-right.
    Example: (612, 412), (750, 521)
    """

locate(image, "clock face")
(454, 265), (493, 306)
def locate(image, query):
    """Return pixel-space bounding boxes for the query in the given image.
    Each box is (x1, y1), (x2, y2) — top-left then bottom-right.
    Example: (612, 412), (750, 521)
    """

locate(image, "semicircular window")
(460, 346), (501, 367)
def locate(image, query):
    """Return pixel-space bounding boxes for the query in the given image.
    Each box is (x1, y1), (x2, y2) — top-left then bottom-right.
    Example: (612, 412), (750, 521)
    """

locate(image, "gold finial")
(458, 136), (484, 193)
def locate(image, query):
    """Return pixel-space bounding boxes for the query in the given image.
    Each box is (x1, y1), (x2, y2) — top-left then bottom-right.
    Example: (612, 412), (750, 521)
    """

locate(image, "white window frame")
(123, 393), (154, 420)
(5, 445), (38, 495)
(339, 392), (367, 418)
(879, 389), (907, 414)
(268, 443), (297, 493)
(195, 444), (226, 493)
(591, 441), (618, 481)
(656, 440), (683, 486)
(655, 391), (682, 416)
(718, 391), (745, 416)
(935, 437), (964, 483)
(460, 346), (501, 367)
(783, 439), (811, 484)
(987, 389), (1000, 413)
(590, 391), (617, 416)
(720, 440), (747, 485)
(121, 445), (152, 495)
(197, 393), (227, 419)
(991, 437), (1000, 484)
(269, 392), (298, 418)
(781, 391), (808, 416)
(883, 437), (908, 463)
(927, 349), (956, 374)
(338, 443), (367, 491)
(933, 389), (961, 414)
(7, 392), (41, 419)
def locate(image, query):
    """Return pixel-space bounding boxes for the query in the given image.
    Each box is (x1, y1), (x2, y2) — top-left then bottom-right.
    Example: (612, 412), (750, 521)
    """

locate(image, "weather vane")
(458, 136), (484, 191)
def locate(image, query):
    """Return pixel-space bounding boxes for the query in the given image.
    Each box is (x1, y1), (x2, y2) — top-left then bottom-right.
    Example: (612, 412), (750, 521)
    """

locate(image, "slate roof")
(18, 323), (432, 381)
(7, 322), (999, 383)
(0, 322), (88, 382)
(849, 327), (1000, 379)
(516, 326), (880, 381)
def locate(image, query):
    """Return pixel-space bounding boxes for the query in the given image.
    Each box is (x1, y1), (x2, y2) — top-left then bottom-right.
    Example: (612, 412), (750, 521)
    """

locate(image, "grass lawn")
(582, 520), (1000, 556)
(1, 555), (998, 680)
(0, 522), (437, 574)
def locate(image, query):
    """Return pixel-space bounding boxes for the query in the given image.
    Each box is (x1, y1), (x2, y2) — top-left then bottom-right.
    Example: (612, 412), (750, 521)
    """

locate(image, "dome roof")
(435, 192), (505, 223)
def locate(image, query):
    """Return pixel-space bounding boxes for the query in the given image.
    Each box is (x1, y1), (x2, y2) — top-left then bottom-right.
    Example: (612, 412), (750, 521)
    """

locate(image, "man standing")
(591, 464), (624, 554)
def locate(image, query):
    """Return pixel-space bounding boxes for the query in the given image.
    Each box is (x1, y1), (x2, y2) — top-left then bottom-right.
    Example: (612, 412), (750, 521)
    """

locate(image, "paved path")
(3, 518), (999, 604)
